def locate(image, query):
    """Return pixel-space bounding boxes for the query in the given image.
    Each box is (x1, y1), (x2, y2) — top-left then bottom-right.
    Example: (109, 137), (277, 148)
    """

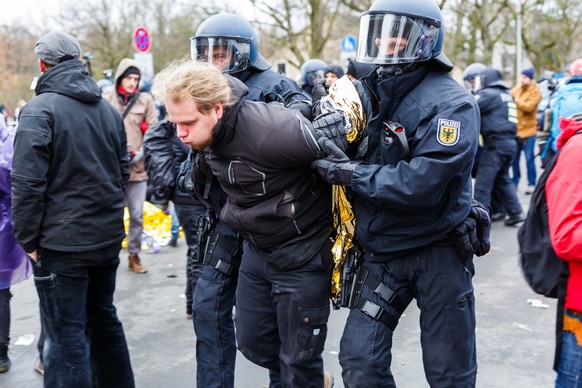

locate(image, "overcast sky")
(1, 0), (255, 25)
(1, 0), (61, 24)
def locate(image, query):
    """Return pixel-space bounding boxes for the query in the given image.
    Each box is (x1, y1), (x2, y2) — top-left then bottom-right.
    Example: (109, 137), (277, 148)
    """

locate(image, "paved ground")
(0, 182), (559, 387)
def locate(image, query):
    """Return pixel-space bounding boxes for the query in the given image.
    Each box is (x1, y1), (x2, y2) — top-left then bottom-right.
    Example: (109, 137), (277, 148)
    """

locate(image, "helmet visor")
(304, 69), (326, 87)
(357, 13), (440, 65)
(190, 37), (250, 74)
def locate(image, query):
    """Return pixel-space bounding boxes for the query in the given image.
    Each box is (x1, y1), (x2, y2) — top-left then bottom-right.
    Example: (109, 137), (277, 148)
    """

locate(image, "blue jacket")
(351, 62), (480, 257)
(237, 67), (306, 104)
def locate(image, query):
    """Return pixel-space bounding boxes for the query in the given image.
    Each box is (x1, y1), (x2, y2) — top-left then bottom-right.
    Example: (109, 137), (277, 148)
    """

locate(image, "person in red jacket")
(546, 113), (582, 386)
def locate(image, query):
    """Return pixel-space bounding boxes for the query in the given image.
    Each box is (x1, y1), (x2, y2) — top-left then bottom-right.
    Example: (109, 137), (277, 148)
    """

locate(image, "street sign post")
(341, 35), (357, 53)
(340, 35), (357, 66)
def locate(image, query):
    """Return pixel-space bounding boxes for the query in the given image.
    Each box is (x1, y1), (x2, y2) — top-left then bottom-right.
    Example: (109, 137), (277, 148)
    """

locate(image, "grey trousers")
(125, 181), (147, 254)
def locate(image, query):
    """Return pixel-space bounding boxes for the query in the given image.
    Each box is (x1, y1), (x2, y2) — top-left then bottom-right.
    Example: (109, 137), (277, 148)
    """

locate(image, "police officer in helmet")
(299, 58), (327, 97)
(463, 62), (487, 94)
(464, 62), (507, 220)
(473, 68), (524, 226)
(313, 0), (487, 386)
(191, 13), (308, 106)
(183, 13), (312, 388)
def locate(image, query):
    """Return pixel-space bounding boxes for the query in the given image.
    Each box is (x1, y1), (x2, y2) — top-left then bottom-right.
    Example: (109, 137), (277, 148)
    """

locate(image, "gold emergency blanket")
(122, 201), (174, 252)
(322, 76), (366, 303)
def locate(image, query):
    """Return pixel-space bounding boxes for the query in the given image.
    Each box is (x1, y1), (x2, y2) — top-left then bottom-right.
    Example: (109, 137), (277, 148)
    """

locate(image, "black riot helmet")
(463, 62), (486, 92)
(475, 68), (509, 91)
(300, 59), (328, 87)
(357, 0), (452, 70)
(190, 13), (270, 74)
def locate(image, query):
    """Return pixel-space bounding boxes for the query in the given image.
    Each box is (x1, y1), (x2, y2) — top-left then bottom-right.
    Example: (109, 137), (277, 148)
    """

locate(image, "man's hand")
(311, 79), (329, 105)
(130, 150), (144, 165)
(28, 250), (38, 261)
(312, 138), (358, 186)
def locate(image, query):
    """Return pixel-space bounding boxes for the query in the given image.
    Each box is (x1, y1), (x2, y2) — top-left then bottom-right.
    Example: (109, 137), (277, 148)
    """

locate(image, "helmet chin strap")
(377, 62), (418, 80)
(376, 62), (418, 80)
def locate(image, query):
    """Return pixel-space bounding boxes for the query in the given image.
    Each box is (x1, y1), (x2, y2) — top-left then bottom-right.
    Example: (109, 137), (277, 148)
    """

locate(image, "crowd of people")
(1, 0), (581, 387)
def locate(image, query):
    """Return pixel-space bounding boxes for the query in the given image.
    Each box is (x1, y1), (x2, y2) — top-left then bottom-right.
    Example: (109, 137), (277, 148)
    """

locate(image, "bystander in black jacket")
(11, 59), (129, 253)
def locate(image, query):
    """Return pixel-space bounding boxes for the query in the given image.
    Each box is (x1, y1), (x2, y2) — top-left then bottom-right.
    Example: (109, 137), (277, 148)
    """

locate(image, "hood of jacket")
(113, 58), (141, 88)
(35, 59), (101, 103)
(557, 117), (582, 150)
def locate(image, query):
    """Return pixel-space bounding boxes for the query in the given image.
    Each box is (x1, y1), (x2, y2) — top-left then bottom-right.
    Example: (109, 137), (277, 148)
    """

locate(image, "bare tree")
(248, 0), (353, 70)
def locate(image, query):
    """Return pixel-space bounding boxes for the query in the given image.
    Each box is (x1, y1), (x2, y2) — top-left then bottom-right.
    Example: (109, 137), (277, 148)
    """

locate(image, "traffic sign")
(133, 27), (151, 53)
(341, 35), (357, 52)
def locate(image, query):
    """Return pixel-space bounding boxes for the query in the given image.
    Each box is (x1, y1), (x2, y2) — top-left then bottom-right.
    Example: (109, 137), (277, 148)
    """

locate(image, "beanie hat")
(35, 32), (81, 66)
(325, 64), (344, 78)
(120, 66), (141, 81)
(521, 67), (535, 80)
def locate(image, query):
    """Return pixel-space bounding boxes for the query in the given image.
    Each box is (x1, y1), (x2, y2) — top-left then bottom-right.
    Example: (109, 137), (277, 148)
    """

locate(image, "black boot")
(0, 343), (11, 373)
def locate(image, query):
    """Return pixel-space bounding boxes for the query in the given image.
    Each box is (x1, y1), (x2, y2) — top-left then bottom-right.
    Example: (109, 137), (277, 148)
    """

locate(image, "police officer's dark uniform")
(313, 0), (484, 386)
(143, 120), (206, 318)
(473, 68), (523, 220)
(184, 13), (312, 388)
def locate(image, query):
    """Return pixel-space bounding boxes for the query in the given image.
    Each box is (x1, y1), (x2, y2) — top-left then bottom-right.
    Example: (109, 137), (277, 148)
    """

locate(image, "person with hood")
(0, 113), (31, 374)
(103, 59), (159, 274)
(473, 68), (524, 226)
(151, 59), (344, 388)
(11, 31), (134, 387)
(510, 67), (542, 194)
(546, 113), (582, 387)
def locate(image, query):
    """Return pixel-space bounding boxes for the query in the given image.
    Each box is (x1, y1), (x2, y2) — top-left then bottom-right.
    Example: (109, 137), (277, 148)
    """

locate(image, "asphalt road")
(0, 183), (558, 388)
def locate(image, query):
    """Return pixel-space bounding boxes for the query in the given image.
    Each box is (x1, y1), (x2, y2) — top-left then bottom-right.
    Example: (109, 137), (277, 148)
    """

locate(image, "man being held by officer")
(182, 13), (316, 388)
(152, 59), (345, 388)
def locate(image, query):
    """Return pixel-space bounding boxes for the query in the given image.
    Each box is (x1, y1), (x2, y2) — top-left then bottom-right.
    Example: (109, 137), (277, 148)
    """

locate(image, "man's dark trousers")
(33, 244), (134, 388)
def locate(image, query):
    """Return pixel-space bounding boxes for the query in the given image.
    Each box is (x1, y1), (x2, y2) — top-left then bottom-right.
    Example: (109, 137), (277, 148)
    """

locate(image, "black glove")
(452, 217), (478, 262)
(311, 79), (329, 105)
(312, 138), (358, 186)
(312, 111), (348, 153)
(176, 157), (194, 194)
(451, 199), (492, 261)
(469, 199), (491, 256)
(287, 100), (313, 121)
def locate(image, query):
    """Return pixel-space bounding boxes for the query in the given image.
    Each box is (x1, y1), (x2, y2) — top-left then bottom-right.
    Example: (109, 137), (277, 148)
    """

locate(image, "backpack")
(543, 81), (582, 161)
(517, 130), (582, 297)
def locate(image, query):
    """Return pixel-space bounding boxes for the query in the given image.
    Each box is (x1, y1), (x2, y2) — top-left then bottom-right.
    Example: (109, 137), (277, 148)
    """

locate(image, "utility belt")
(197, 211), (242, 276)
(336, 200), (490, 330)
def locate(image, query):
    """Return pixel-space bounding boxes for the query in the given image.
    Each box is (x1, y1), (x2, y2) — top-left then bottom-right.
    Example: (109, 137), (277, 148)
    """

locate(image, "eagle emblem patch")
(436, 118), (460, 146)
